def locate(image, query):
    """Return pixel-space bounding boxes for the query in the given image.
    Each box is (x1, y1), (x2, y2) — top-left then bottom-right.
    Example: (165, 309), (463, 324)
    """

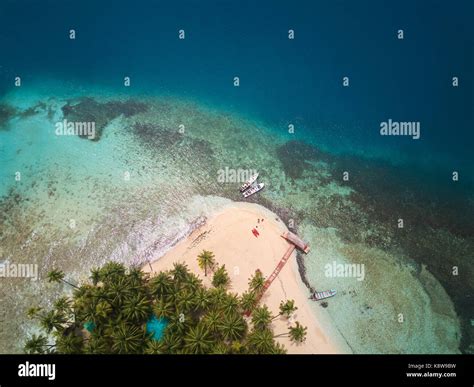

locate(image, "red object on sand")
(252, 228), (260, 237)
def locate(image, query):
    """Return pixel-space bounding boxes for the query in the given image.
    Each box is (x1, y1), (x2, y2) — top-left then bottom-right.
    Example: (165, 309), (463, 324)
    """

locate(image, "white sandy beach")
(143, 201), (351, 354)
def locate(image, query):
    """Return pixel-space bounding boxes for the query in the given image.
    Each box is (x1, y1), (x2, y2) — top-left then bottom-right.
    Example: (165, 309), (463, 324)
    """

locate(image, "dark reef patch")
(61, 98), (148, 141)
(0, 104), (17, 129)
(19, 102), (47, 119)
(276, 140), (334, 179)
(332, 155), (474, 239)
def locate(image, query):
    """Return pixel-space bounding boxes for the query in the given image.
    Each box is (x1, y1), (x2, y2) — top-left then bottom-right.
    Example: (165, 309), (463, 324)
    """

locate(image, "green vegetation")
(212, 265), (230, 288)
(248, 269), (266, 293)
(197, 250), (216, 277)
(24, 255), (307, 354)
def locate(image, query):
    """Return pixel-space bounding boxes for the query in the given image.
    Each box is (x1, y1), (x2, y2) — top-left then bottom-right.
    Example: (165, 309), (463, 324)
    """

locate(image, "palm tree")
(288, 322), (307, 343)
(248, 270), (265, 294)
(210, 342), (229, 354)
(175, 289), (196, 314)
(167, 311), (191, 337)
(197, 250), (215, 277)
(144, 340), (166, 354)
(212, 265), (230, 288)
(95, 300), (113, 320)
(247, 328), (275, 354)
(194, 288), (212, 312)
(270, 341), (287, 354)
(170, 262), (190, 283)
(240, 291), (257, 313)
(202, 310), (221, 334)
(54, 296), (72, 314)
(277, 299), (297, 319)
(183, 323), (213, 354)
(128, 265), (147, 288)
(153, 299), (174, 319)
(162, 331), (182, 354)
(24, 334), (49, 354)
(106, 277), (131, 308)
(219, 313), (246, 342)
(90, 267), (102, 285)
(74, 295), (98, 324)
(182, 272), (203, 292)
(230, 340), (246, 354)
(40, 310), (67, 334)
(274, 321), (307, 344)
(149, 272), (173, 297)
(122, 293), (151, 322)
(208, 287), (227, 306)
(85, 335), (110, 354)
(111, 323), (144, 354)
(251, 305), (272, 331)
(47, 268), (79, 289)
(26, 307), (42, 319)
(99, 262), (126, 283)
(56, 333), (83, 354)
(221, 293), (240, 316)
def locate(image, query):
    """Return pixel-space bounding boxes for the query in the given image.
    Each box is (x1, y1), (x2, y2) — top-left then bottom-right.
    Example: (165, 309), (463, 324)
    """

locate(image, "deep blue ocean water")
(1, 0), (472, 177)
(0, 0), (472, 354)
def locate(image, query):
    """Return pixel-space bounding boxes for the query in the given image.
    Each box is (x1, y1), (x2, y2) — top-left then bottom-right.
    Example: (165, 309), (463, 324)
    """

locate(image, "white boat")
(242, 182), (264, 198)
(240, 173), (259, 192)
(310, 289), (337, 301)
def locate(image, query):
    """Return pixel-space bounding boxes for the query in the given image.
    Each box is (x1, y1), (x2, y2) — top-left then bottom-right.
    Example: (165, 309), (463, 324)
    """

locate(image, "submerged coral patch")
(61, 98), (148, 141)
(0, 104), (17, 129)
(276, 140), (332, 179)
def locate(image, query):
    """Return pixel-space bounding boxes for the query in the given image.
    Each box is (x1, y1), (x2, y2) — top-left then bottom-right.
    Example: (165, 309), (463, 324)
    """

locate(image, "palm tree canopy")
(240, 291), (257, 313)
(111, 323), (145, 354)
(122, 293), (152, 322)
(197, 250), (216, 276)
(247, 328), (276, 354)
(219, 312), (247, 342)
(40, 310), (66, 334)
(184, 323), (213, 354)
(149, 272), (173, 298)
(279, 299), (297, 318)
(47, 268), (65, 284)
(252, 305), (272, 331)
(99, 262), (126, 283)
(171, 262), (190, 283)
(25, 261), (296, 354)
(153, 299), (174, 319)
(288, 322), (307, 343)
(56, 333), (83, 354)
(24, 334), (48, 354)
(248, 270), (266, 294)
(212, 265), (230, 288)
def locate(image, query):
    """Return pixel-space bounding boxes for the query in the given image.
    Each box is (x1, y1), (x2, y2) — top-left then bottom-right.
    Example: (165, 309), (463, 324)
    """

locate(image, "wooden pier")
(251, 231), (310, 309)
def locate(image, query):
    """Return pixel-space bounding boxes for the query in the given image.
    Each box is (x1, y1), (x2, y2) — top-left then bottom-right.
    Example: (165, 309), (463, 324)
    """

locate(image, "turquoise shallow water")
(0, 84), (471, 354)
(0, 0), (472, 354)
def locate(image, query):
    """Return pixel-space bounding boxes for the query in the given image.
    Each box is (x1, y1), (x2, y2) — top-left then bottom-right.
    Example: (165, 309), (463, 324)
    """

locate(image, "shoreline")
(143, 201), (352, 354)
